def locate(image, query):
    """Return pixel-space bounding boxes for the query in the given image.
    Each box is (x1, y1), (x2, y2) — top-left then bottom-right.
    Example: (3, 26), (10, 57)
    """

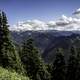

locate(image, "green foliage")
(66, 46), (79, 80)
(21, 38), (51, 80)
(46, 64), (53, 75)
(52, 48), (65, 80)
(0, 11), (24, 74)
(0, 67), (30, 80)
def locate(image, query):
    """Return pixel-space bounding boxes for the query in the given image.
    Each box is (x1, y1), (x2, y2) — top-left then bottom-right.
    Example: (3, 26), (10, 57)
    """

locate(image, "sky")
(0, 0), (80, 25)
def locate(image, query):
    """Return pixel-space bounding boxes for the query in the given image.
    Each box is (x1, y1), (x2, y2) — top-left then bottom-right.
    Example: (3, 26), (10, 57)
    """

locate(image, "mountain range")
(11, 30), (80, 63)
(10, 8), (80, 63)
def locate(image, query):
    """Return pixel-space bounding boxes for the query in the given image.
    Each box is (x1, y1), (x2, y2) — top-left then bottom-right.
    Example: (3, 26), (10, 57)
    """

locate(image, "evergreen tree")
(46, 64), (53, 75)
(46, 63), (53, 80)
(0, 11), (24, 74)
(73, 37), (80, 80)
(0, 11), (3, 65)
(52, 48), (65, 80)
(76, 48), (80, 80)
(72, 38), (80, 80)
(21, 38), (51, 80)
(66, 46), (78, 80)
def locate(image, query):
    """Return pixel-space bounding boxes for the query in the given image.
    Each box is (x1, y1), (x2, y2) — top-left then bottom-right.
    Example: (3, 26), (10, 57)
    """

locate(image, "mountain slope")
(11, 30), (75, 53)
(0, 67), (30, 80)
(11, 30), (80, 55)
(42, 33), (80, 63)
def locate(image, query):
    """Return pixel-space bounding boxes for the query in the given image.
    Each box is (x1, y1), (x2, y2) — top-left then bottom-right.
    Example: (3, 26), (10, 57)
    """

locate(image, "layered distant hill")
(10, 8), (80, 63)
(10, 30), (80, 63)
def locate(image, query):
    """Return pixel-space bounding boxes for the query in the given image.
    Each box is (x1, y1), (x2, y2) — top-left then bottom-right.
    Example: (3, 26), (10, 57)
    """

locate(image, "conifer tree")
(21, 38), (51, 80)
(72, 38), (80, 80)
(0, 11), (24, 74)
(66, 46), (78, 80)
(52, 48), (65, 80)
(76, 48), (80, 80)
(0, 11), (3, 65)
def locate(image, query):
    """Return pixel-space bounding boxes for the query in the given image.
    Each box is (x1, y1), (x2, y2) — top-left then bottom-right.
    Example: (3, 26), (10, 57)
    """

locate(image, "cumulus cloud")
(73, 8), (80, 15)
(10, 8), (80, 31)
(73, 8), (80, 18)
(10, 20), (49, 31)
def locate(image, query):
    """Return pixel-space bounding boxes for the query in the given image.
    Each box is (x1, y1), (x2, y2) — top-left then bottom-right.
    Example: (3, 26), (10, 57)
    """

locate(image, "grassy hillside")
(0, 67), (30, 80)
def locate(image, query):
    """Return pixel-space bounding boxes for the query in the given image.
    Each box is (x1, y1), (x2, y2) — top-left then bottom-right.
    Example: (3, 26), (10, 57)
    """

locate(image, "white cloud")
(73, 8), (80, 15)
(73, 8), (80, 18)
(10, 8), (80, 31)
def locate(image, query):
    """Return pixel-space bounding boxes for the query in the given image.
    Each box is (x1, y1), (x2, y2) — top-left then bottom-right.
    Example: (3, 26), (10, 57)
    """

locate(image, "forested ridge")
(0, 11), (80, 80)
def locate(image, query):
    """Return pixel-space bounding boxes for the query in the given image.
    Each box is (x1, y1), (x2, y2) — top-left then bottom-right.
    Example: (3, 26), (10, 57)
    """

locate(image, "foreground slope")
(0, 67), (30, 80)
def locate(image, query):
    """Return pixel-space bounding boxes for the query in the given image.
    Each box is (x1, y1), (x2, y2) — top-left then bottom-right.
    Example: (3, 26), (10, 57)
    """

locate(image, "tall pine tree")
(66, 46), (78, 80)
(76, 47), (80, 80)
(21, 38), (51, 80)
(0, 11), (24, 74)
(52, 48), (65, 80)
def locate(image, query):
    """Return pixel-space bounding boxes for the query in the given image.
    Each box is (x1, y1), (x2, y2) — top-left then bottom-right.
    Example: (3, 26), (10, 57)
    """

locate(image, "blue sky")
(0, 0), (80, 25)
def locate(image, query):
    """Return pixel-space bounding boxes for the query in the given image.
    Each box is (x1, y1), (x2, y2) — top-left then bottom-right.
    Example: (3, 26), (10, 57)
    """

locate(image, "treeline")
(49, 45), (80, 80)
(0, 11), (80, 80)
